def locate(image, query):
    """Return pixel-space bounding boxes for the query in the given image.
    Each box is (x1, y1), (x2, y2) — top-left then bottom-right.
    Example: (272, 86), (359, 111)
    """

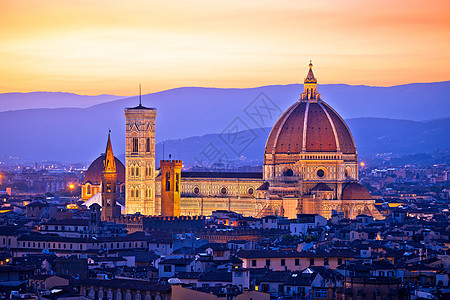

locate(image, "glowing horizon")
(0, 0), (449, 96)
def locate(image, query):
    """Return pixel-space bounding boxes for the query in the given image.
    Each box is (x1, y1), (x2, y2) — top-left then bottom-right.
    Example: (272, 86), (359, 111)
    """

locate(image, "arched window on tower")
(133, 137), (139, 153)
(136, 166), (139, 177)
(87, 184), (91, 195)
(135, 188), (139, 198)
(165, 172), (170, 191)
(146, 138), (150, 152)
(130, 189), (135, 198)
(176, 173), (180, 192)
(145, 166), (149, 177)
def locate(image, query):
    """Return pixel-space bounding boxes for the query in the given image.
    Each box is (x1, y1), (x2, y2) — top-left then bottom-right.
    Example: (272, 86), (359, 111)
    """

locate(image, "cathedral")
(81, 132), (122, 221)
(82, 63), (382, 220)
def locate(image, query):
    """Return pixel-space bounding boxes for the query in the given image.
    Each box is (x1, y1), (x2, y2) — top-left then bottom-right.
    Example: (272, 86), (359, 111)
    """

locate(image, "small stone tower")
(101, 132), (122, 221)
(160, 160), (182, 217)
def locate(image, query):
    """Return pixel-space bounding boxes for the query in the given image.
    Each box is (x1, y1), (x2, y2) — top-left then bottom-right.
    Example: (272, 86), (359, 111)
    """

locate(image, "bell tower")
(101, 131), (121, 221)
(124, 87), (157, 215)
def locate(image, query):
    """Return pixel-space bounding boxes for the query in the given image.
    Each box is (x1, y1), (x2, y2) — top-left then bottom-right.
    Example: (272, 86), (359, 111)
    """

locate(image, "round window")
(248, 188), (254, 195)
(220, 187), (227, 195)
(317, 169), (325, 178)
(193, 187), (200, 195)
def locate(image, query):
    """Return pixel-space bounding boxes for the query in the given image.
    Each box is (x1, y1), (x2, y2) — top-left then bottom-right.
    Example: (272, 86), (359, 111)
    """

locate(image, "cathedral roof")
(256, 182), (270, 190)
(310, 183), (333, 192)
(264, 63), (356, 156)
(180, 171), (263, 179)
(341, 183), (372, 200)
(82, 155), (125, 185)
(83, 192), (125, 209)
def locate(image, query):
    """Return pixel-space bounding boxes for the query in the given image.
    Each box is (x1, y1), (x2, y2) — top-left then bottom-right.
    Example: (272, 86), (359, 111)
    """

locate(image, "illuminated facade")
(155, 171), (269, 217)
(160, 160), (182, 217)
(130, 63), (382, 220)
(124, 102), (157, 215)
(262, 62), (381, 219)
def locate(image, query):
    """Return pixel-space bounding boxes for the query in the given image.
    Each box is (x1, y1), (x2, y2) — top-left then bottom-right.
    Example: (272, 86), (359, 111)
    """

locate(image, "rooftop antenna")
(139, 84), (142, 106)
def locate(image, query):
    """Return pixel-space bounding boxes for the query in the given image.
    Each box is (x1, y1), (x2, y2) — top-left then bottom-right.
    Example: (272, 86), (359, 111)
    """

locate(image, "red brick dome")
(341, 183), (372, 200)
(82, 155), (125, 184)
(265, 100), (356, 155)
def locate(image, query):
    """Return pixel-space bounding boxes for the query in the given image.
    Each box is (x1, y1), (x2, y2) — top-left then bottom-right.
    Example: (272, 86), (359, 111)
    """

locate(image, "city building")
(148, 63), (382, 220)
(124, 96), (157, 216)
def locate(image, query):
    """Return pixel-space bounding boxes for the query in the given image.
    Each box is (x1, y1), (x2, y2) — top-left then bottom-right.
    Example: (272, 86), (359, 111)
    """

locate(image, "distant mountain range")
(155, 118), (450, 168)
(0, 92), (123, 111)
(0, 81), (449, 163)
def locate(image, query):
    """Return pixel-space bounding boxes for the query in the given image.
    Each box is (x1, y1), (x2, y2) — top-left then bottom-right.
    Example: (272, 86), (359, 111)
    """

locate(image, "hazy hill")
(156, 118), (450, 167)
(0, 92), (123, 112)
(0, 81), (449, 163)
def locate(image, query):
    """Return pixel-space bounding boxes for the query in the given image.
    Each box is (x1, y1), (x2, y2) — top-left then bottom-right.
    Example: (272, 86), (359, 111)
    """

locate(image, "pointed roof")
(299, 61), (321, 101)
(304, 61), (317, 84)
(103, 131), (116, 173)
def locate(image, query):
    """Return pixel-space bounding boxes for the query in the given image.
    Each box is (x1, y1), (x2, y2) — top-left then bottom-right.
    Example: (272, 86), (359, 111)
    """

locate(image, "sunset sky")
(0, 0), (449, 96)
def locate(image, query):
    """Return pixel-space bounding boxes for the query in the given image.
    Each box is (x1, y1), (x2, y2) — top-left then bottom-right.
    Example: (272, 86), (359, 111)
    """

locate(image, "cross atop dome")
(300, 61), (321, 101)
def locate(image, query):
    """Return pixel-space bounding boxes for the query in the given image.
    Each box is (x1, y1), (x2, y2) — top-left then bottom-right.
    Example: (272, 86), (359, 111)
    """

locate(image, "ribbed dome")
(265, 100), (356, 155)
(82, 155), (125, 184)
(341, 183), (372, 200)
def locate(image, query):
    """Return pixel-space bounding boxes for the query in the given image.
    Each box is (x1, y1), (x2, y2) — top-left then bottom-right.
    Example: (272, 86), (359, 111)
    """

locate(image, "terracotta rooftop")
(82, 154), (125, 184)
